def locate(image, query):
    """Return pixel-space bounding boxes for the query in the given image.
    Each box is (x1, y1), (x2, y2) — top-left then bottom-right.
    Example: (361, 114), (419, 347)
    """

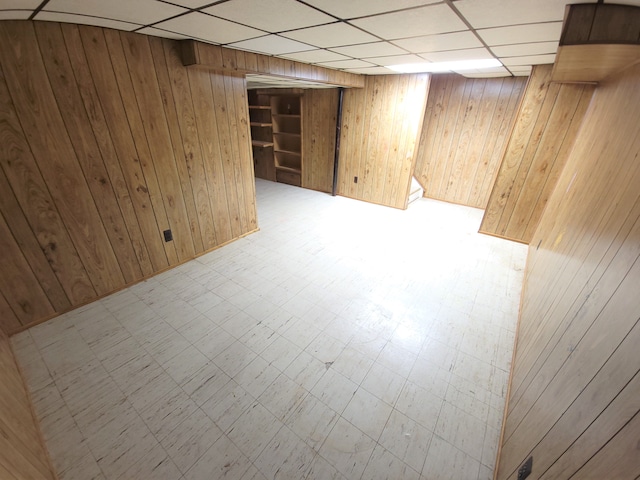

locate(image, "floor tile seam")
(359, 374), (408, 411)
(316, 412), (417, 480)
(156, 402), (227, 476)
(34, 370), (109, 480)
(433, 400), (488, 465)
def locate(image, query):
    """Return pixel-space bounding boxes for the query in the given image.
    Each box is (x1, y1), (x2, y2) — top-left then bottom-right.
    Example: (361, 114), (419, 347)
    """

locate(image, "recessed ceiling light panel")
(387, 58), (502, 73)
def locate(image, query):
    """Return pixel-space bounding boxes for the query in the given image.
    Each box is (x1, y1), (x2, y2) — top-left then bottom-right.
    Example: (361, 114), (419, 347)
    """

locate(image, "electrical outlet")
(163, 229), (173, 242)
(354, 176), (358, 183)
(517, 457), (533, 480)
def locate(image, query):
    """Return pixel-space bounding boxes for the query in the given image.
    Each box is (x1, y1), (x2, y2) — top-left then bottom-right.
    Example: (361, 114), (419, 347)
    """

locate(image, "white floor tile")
(15, 179), (527, 480)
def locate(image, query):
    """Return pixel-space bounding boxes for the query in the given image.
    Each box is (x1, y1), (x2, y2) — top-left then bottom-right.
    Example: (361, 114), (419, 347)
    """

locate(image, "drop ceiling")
(3, 0), (620, 85)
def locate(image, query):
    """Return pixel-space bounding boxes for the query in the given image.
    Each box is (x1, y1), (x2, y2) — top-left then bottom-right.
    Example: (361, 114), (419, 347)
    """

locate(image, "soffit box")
(551, 3), (640, 83)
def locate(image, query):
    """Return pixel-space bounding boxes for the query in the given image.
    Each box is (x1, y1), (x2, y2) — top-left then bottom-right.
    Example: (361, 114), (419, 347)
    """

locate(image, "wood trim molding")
(180, 40), (365, 88)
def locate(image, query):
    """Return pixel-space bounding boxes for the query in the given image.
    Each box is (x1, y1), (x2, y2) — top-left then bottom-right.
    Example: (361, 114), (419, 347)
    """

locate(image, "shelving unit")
(248, 92), (275, 181)
(271, 94), (302, 187)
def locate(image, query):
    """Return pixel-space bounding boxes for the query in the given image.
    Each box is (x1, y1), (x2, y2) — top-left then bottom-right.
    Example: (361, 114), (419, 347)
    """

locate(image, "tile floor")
(12, 179), (527, 480)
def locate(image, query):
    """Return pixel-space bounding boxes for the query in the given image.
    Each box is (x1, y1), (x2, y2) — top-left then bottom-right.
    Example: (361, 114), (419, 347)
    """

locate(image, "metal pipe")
(331, 87), (344, 196)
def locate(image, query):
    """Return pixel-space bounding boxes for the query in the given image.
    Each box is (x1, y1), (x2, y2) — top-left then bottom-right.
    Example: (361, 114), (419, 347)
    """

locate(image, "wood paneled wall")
(480, 65), (594, 243)
(414, 74), (526, 209)
(0, 20), (257, 334)
(0, 330), (55, 479)
(337, 74), (431, 209)
(496, 63), (640, 479)
(302, 88), (339, 193)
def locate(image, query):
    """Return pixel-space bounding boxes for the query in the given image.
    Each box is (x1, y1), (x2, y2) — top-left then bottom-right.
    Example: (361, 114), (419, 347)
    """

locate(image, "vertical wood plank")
(0, 44), (96, 307)
(228, 75), (258, 232)
(76, 25), (168, 273)
(0, 21), (124, 295)
(414, 74), (526, 209)
(0, 213), (53, 328)
(103, 29), (179, 265)
(480, 65), (594, 243)
(62, 24), (154, 277)
(35, 22), (144, 284)
(119, 31), (195, 262)
(161, 39), (218, 250)
(210, 72), (241, 240)
(188, 67), (232, 244)
(148, 36), (204, 254)
(0, 292), (20, 334)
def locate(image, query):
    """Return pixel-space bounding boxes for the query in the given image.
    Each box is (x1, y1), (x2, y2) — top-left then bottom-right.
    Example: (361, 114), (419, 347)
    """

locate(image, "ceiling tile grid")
(0, 0), (609, 79)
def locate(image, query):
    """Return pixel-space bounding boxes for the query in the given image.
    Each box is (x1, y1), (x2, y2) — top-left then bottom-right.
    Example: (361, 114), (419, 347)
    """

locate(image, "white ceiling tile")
(508, 65), (533, 74)
(478, 22), (563, 46)
(330, 41), (407, 58)
(455, 0), (596, 29)
(281, 49), (350, 63)
(228, 34), (315, 55)
(454, 66), (510, 76)
(491, 41), (558, 58)
(421, 47), (493, 62)
(43, 0), (186, 25)
(204, 0), (334, 32)
(500, 54), (556, 66)
(344, 66), (399, 74)
(155, 12), (263, 44)
(364, 54), (426, 66)
(0, 10), (31, 19)
(35, 11), (140, 30)
(459, 71), (511, 78)
(282, 22), (378, 48)
(317, 59), (377, 68)
(0, 0), (40, 8)
(136, 27), (190, 39)
(302, 0), (440, 19)
(393, 31), (481, 54)
(351, 4), (467, 40)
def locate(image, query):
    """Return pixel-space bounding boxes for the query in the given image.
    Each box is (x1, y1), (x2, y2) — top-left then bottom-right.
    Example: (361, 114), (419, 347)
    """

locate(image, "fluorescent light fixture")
(387, 58), (502, 73)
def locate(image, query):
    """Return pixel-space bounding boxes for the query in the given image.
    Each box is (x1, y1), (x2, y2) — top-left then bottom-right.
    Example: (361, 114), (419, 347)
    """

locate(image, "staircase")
(407, 176), (424, 207)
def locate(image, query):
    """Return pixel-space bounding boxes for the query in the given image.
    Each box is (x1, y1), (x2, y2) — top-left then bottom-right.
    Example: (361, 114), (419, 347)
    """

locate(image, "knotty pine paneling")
(302, 88), (339, 193)
(0, 329), (55, 479)
(338, 74), (430, 209)
(496, 63), (640, 480)
(414, 74), (526, 208)
(0, 21), (257, 334)
(480, 65), (595, 243)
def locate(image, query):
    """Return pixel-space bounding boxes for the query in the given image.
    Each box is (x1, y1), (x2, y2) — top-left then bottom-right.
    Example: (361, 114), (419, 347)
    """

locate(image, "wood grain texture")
(0, 21), (256, 334)
(480, 65), (595, 243)
(182, 40), (364, 88)
(302, 88), (339, 193)
(414, 74), (526, 208)
(0, 330), (55, 479)
(495, 63), (640, 480)
(337, 74), (430, 209)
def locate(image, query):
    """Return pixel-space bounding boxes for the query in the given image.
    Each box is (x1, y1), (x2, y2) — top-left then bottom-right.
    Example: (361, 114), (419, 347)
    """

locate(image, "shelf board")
(249, 105), (271, 110)
(272, 113), (301, 118)
(252, 140), (274, 148)
(273, 131), (300, 137)
(275, 149), (301, 156)
(250, 122), (272, 127)
(275, 165), (301, 174)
